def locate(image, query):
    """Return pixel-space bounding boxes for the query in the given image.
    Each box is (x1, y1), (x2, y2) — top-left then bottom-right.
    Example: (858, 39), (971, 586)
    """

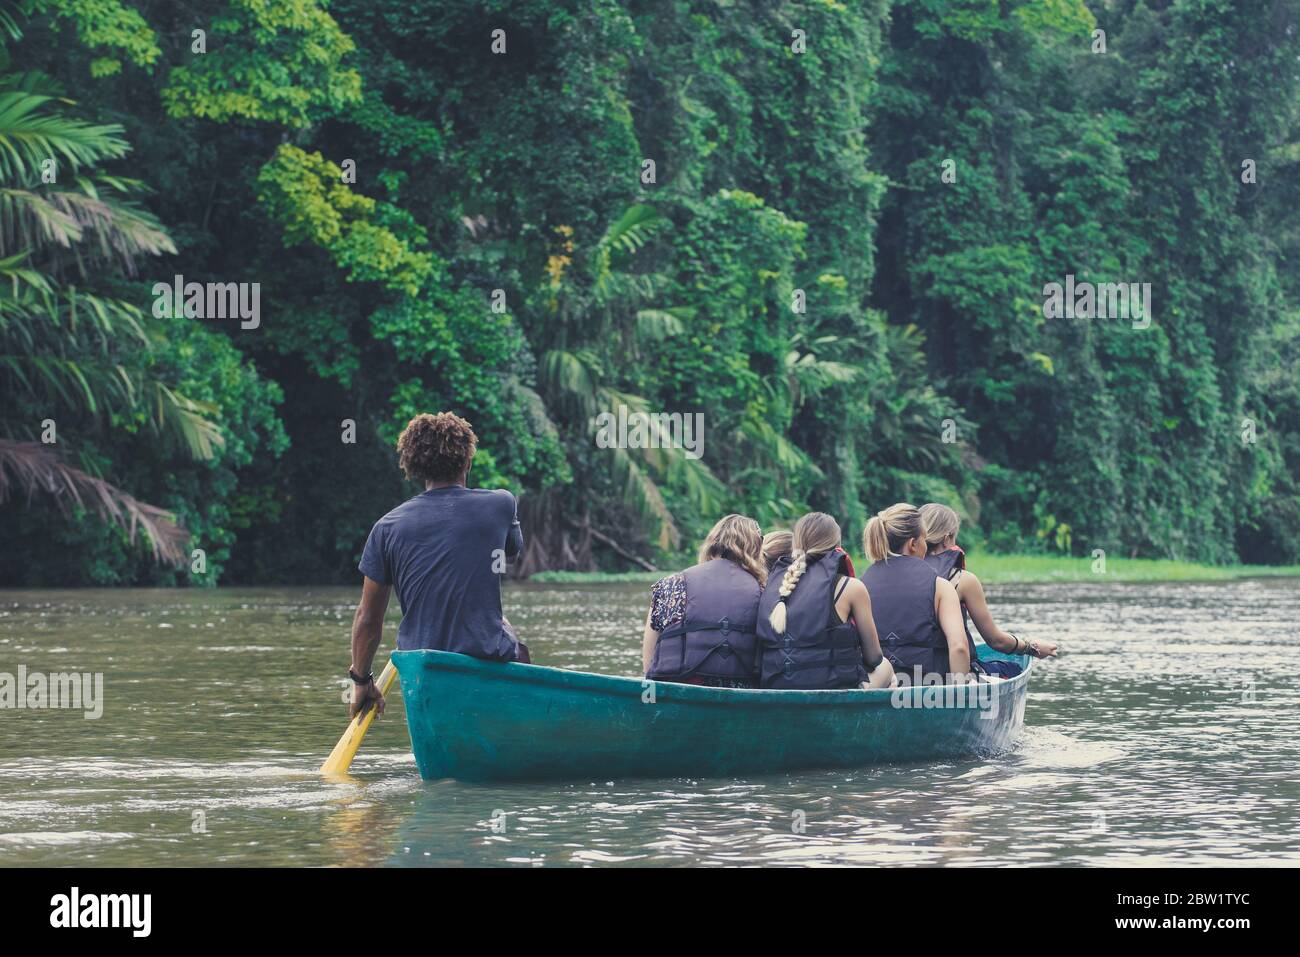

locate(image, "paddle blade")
(321, 660), (398, 775)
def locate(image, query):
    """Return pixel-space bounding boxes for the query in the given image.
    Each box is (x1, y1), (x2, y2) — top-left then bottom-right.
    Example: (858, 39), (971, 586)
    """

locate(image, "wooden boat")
(391, 645), (1033, 782)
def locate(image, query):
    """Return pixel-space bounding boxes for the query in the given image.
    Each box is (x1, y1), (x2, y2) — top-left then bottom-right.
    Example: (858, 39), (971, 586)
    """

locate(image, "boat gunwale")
(392, 646), (1034, 711)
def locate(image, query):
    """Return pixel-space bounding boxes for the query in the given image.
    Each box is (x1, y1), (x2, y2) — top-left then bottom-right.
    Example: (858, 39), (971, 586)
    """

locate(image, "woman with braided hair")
(756, 512), (896, 690)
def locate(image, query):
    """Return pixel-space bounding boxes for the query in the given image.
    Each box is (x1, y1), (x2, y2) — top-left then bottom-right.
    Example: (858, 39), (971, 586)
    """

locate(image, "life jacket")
(922, 547), (986, 675)
(860, 554), (950, 684)
(646, 558), (762, 683)
(757, 550), (867, 690)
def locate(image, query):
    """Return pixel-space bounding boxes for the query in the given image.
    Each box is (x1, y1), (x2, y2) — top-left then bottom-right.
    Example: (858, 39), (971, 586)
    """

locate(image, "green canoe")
(391, 645), (1033, 782)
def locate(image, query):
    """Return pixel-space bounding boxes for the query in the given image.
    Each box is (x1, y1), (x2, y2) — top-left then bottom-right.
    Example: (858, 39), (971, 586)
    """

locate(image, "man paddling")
(347, 412), (528, 718)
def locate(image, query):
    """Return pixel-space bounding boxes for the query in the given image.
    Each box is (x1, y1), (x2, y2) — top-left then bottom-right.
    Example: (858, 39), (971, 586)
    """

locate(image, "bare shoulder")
(843, 576), (869, 599)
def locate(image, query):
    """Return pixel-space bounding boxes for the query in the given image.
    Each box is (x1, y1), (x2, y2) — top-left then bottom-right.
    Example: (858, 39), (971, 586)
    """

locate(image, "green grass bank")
(529, 553), (1300, 585)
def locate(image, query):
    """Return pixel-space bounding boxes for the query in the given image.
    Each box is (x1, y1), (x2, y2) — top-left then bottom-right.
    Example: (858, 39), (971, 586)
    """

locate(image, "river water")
(1, 579), (1297, 867)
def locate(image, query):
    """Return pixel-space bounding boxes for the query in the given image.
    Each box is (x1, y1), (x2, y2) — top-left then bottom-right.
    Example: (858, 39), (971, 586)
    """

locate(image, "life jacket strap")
(777, 647), (864, 669)
(760, 623), (859, 649)
(657, 618), (756, 641)
(656, 618), (760, 677)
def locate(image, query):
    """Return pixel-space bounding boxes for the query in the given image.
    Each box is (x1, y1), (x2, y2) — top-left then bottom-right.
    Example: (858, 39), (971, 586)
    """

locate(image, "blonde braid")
(768, 548), (809, 635)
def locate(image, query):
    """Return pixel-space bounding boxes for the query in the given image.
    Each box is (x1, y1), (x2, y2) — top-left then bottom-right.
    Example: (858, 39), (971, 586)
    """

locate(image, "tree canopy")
(2, 0), (1297, 584)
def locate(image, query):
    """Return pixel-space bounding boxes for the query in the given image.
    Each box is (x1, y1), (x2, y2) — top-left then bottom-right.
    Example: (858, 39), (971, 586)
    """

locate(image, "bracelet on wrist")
(348, 668), (374, 685)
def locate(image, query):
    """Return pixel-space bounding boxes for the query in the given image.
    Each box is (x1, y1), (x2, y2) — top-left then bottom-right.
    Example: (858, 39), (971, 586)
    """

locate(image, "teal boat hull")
(392, 646), (1033, 782)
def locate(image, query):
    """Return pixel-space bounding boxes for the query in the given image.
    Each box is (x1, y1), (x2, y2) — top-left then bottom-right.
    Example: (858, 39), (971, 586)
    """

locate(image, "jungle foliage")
(1, 0), (1297, 584)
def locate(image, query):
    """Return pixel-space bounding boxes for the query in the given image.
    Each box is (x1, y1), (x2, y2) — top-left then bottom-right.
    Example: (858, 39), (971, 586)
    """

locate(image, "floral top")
(649, 573), (687, 632)
(647, 571), (755, 688)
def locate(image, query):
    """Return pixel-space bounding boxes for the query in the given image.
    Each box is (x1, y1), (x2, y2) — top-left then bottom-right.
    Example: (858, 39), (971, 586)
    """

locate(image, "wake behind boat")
(391, 645), (1033, 782)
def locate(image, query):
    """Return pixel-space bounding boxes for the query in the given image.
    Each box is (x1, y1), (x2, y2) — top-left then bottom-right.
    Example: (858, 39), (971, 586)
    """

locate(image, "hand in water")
(350, 680), (386, 719)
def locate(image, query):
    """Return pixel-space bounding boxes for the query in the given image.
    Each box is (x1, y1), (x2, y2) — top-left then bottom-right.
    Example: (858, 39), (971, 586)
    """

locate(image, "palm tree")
(532, 204), (728, 564)
(0, 60), (219, 566)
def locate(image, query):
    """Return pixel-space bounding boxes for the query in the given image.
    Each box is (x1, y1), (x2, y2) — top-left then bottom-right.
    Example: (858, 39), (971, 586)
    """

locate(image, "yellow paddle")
(321, 660), (398, 775)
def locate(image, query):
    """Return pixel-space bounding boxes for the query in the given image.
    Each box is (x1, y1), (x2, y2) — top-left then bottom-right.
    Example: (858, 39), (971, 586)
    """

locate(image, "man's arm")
(349, 576), (392, 717)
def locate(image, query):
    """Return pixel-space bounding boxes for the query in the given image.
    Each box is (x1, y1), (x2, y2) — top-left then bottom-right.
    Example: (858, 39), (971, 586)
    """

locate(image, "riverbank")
(529, 553), (1300, 584)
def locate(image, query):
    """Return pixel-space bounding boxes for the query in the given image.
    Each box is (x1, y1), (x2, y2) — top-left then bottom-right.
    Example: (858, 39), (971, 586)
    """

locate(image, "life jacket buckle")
(719, 617), (731, 636)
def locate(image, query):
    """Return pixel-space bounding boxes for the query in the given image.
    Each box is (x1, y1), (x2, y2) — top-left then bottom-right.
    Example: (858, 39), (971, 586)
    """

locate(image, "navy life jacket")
(647, 558), (762, 683)
(861, 554), (950, 684)
(923, 547), (985, 674)
(757, 551), (867, 690)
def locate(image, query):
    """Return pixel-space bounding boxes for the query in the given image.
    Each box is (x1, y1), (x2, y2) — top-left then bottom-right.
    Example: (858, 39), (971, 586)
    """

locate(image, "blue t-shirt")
(358, 486), (522, 657)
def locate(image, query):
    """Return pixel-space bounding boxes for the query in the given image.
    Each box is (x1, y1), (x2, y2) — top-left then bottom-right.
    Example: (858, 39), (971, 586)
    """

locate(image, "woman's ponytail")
(863, 503), (924, 562)
(863, 515), (890, 563)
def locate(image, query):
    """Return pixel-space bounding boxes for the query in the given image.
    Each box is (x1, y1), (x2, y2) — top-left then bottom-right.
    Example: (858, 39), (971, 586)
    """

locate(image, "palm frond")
(539, 347), (602, 421)
(0, 250), (52, 290)
(593, 203), (667, 295)
(736, 414), (824, 480)
(607, 445), (681, 551)
(506, 374), (564, 444)
(0, 5), (22, 41)
(592, 269), (667, 305)
(0, 90), (128, 181)
(153, 384), (225, 461)
(634, 308), (688, 341)
(596, 386), (729, 520)
(0, 286), (221, 459)
(0, 187), (79, 250)
(596, 203), (666, 256)
(0, 438), (189, 566)
(0, 179), (176, 272)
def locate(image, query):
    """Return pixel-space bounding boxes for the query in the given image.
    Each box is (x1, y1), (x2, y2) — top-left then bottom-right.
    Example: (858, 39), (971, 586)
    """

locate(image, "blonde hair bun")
(863, 503), (924, 563)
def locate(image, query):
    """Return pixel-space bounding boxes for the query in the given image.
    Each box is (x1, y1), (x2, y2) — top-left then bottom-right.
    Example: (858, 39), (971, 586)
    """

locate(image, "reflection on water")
(1, 579), (1298, 866)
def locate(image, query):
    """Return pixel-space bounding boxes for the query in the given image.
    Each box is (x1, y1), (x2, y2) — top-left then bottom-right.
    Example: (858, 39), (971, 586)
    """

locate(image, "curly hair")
(396, 412), (478, 485)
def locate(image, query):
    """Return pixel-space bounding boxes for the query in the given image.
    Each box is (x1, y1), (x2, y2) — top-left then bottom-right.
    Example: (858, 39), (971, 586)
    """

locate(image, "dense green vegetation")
(533, 554), (1300, 585)
(1, 0), (1297, 585)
